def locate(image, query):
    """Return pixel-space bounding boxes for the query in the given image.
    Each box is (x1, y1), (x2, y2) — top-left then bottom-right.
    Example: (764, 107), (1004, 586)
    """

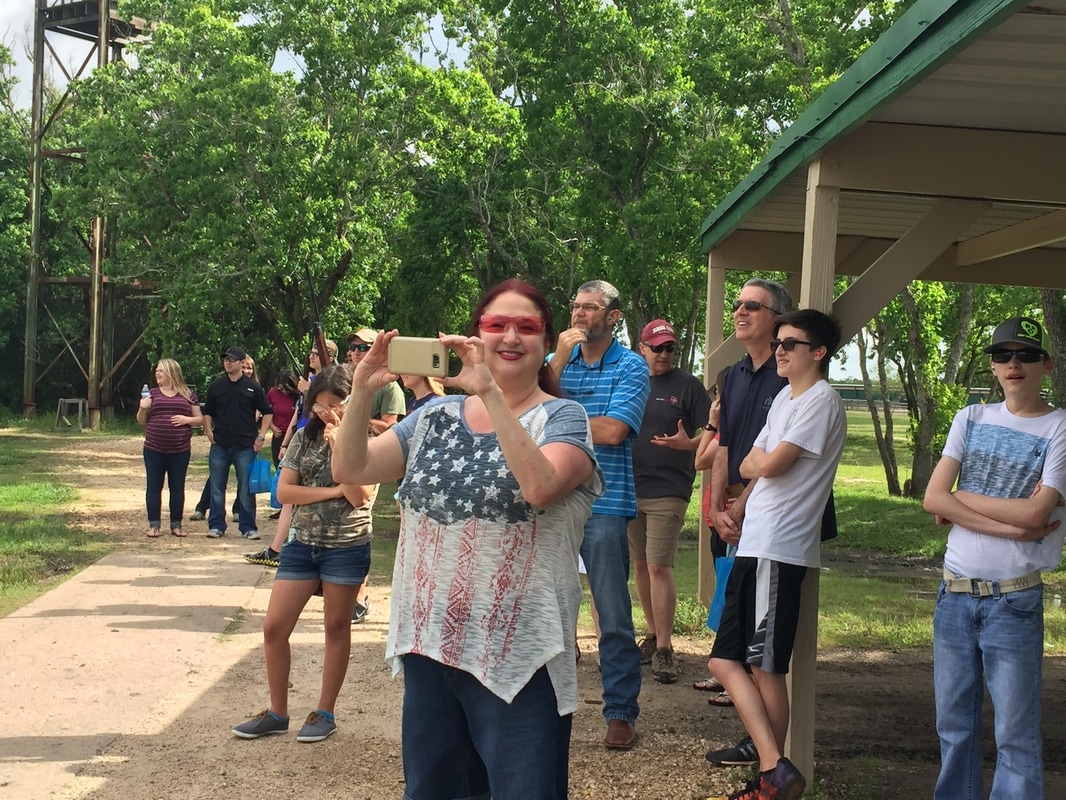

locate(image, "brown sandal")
(147, 527), (161, 538)
(171, 528), (187, 538)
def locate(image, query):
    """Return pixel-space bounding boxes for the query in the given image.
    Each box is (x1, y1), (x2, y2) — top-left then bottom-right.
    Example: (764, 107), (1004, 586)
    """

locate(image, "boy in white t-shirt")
(923, 316), (1066, 800)
(708, 309), (846, 800)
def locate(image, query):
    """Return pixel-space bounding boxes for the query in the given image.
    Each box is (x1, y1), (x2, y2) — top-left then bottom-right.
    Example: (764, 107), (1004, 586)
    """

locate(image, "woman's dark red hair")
(466, 278), (559, 397)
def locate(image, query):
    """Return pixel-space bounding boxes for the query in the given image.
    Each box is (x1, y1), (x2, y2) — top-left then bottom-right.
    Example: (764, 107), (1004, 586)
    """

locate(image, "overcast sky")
(2, 2), (92, 109)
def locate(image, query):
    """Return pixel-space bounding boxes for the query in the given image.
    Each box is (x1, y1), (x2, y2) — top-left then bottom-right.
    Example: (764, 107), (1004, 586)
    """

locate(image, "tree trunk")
(1041, 288), (1066, 406)
(857, 322), (901, 495)
(902, 288), (936, 498)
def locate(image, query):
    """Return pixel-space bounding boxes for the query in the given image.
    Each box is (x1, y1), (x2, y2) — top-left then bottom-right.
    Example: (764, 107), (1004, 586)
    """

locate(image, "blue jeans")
(143, 447), (191, 529)
(207, 443), (256, 533)
(579, 513), (641, 724)
(933, 581), (1045, 800)
(401, 654), (571, 800)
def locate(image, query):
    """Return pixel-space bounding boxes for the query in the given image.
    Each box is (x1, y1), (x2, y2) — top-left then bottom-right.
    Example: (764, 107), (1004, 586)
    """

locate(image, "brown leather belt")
(942, 568), (1042, 597)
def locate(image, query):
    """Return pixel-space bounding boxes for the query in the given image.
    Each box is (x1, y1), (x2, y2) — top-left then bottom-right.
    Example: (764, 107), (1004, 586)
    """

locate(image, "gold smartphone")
(388, 336), (448, 378)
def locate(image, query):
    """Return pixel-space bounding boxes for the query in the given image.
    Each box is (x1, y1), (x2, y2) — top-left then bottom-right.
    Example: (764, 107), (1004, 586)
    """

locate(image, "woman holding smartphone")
(332, 279), (601, 800)
(232, 364), (377, 744)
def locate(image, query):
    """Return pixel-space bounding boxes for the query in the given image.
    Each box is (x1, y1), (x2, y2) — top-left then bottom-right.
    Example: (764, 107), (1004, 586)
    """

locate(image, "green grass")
(0, 438), (109, 616)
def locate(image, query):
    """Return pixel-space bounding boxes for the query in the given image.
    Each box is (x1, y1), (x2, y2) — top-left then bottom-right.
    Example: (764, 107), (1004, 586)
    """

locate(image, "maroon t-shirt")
(143, 388), (199, 454)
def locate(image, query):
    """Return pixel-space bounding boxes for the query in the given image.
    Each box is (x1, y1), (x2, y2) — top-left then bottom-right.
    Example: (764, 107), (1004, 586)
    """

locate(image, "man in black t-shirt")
(202, 346), (274, 540)
(629, 319), (711, 685)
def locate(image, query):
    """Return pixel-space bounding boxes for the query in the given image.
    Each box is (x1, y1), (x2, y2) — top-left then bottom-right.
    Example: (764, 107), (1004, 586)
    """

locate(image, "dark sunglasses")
(349, 343), (371, 352)
(732, 299), (775, 313)
(645, 342), (676, 354)
(989, 349), (1045, 364)
(479, 314), (546, 335)
(770, 337), (814, 352)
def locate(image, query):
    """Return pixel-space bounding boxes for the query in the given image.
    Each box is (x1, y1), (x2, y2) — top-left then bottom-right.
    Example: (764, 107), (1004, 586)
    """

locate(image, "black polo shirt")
(203, 375), (273, 449)
(719, 354), (787, 486)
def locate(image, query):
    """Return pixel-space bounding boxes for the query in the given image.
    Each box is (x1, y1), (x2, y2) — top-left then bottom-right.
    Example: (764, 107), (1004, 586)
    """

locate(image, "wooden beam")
(957, 208), (1066, 266)
(835, 200), (990, 345)
(800, 159), (838, 311)
(820, 122), (1066, 205)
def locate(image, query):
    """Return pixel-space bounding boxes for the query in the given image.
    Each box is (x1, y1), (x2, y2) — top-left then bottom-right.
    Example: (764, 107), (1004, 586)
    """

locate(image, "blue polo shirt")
(556, 339), (649, 517)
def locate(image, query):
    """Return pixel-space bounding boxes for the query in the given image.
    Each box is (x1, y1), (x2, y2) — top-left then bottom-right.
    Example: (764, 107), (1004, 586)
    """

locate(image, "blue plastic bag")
(249, 454), (272, 494)
(269, 467), (282, 509)
(706, 545), (737, 632)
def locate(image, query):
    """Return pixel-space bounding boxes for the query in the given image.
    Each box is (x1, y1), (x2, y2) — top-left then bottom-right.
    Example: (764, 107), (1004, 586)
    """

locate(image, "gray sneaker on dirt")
(351, 598), (370, 624)
(706, 735), (758, 767)
(651, 647), (678, 684)
(241, 530), (261, 540)
(188, 510), (205, 521)
(232, 709), (289, 739)
(296, 711), (336, 743)
(206, 528), (225, 538)
(637, 633), (657, 665)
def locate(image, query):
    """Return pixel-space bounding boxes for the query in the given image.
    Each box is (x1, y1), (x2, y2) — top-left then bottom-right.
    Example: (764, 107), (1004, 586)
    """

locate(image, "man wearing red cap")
(630, 319), (711, 684)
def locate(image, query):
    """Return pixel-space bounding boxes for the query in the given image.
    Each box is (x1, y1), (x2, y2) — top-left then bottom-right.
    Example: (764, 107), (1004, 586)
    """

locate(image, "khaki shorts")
(627, 496), (689, 567)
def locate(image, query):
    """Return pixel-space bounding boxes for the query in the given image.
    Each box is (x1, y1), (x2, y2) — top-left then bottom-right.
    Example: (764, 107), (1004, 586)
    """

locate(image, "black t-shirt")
(203, 375), (273, 448)
(632, 368), (712, 500)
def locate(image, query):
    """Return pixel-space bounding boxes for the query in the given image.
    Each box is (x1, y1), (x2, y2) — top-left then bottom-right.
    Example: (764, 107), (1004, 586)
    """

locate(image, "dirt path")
(4, 431), (1066, 799)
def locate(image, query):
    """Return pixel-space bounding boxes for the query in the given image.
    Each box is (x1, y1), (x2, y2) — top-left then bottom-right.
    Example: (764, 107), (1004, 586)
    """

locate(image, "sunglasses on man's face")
(349, 343), (371, 352)
(732, 299), (775, 313)
(479, 314), (546, 335)
(989, 349), (1045, 364)
(645, 342), (675, 354)
(770, 337), (813, 352)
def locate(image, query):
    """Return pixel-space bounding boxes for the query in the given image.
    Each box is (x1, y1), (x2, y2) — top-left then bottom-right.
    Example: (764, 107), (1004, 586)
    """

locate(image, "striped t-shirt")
(143, 388), (198, 454)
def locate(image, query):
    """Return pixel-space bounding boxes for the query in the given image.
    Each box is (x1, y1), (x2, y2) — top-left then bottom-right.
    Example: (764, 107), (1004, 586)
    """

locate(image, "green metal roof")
(699, 0), (1029, 253)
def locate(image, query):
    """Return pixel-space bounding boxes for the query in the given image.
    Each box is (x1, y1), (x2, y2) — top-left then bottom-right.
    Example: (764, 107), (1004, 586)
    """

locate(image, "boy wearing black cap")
(924, 316), (1066, 799)
(202, 346), (274, 540)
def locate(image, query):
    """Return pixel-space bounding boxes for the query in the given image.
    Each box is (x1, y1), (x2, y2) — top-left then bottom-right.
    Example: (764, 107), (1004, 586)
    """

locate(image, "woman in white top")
(332, 279), (601, 800)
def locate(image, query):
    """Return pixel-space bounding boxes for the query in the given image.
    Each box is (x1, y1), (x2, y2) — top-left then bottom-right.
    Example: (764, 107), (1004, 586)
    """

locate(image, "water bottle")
(141, 383), (150, 399)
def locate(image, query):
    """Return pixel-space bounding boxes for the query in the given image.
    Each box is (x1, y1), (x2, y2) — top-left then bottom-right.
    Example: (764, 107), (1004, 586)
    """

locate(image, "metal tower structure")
(23, 0), (146, 427)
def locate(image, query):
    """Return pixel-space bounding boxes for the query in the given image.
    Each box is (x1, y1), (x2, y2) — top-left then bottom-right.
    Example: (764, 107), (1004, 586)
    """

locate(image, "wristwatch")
(702, 423), (718, 433)
(256, 434), (265, 441)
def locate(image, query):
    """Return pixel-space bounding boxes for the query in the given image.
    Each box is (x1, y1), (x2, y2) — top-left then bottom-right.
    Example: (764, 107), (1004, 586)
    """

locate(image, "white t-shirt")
(738, 380), (847, 568)
(387, 396), (602, 715)
(943, 402), (1066, 580)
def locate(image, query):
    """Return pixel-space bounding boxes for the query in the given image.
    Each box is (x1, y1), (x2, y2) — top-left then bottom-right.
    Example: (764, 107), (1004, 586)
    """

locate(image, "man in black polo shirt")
(202, 346), (274, 540)
(704, 278), (837, 768)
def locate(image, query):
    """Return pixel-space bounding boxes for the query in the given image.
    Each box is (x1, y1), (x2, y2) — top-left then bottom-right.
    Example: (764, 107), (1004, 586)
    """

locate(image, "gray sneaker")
(637, 633), (657, 665)
(206, 528), (225, 538)
(296, 711), (336, 743)
(242, 530), (261, 540)
(188, 510), (206, 521)
(651, 647), (678, 684)
(232, 709), (289, 739)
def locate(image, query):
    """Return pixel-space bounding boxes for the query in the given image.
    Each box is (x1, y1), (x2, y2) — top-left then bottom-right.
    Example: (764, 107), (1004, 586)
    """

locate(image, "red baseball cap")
(641, 319), (676, 347)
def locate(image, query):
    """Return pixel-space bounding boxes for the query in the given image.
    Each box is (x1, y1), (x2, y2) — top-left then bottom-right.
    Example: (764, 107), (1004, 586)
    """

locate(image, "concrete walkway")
(0, 549), (259, 800)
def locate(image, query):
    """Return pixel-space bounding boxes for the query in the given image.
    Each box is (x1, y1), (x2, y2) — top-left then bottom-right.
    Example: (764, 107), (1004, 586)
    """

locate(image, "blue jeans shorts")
(276, 538), (371, 586)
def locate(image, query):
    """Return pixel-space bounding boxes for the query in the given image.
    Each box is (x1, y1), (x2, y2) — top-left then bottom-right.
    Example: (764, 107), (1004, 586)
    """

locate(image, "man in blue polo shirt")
(550, 279), (650, 751)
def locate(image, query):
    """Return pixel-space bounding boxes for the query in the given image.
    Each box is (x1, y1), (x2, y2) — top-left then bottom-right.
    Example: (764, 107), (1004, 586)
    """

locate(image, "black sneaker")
(243, 547), (280, 568)
(351, 598), (370, 624)
(706, 735), (758, 767)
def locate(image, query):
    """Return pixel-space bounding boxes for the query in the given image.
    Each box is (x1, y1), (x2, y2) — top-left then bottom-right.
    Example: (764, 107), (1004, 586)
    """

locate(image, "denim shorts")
(275, 538), (371, 586)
